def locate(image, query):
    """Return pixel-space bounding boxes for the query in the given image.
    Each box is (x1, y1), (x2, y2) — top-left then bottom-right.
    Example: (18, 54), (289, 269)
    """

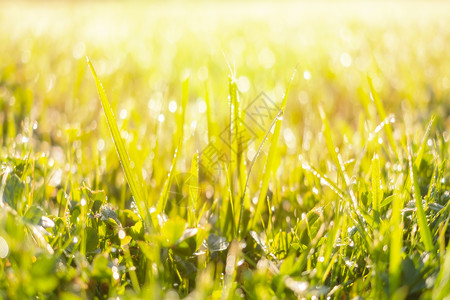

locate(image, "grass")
(0, 1), (450, 299)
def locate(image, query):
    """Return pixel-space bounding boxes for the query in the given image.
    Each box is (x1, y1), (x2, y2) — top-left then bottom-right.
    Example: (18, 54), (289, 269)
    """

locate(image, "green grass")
(0, 1), (450, 299)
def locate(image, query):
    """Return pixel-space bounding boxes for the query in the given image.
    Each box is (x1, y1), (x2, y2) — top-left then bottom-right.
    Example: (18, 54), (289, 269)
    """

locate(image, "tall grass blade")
(188, 151), (199, 227)
(408, 138), (434, 252)
(389, 174), (404, 297)
(250, 69), (296, 230)
(87, 57), (154, 231)
(414, 115), (436, 169)
(432, 240), (450, 299)
(157, 77), (189, 214)
(367, 76), (398, 158)
(371, 154), (382, 226)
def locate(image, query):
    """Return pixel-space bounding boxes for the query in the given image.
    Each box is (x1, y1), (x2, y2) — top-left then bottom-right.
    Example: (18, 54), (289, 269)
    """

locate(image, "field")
(0, 1), (449, 299)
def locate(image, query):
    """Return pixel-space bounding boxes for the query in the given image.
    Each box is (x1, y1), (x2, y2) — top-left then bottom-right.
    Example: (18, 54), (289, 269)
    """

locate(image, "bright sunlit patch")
(72, 42), (86, 59)
(168, 100), (178, 113)
(237, 76), (250, 93)
(0, 236), (9, 258)
(340, 52), (352, 67)
(118, 230), (126, 240)
(303, 70), (311, 80)
(97, 139), (105, 151)
(197, 66), (208, 82)
(198, 99), (207, 114)
(158, 114), (165, 123)
(258, 47), (275, 69)
(283, 128), (296, 149)
(119, 109), (128, 119)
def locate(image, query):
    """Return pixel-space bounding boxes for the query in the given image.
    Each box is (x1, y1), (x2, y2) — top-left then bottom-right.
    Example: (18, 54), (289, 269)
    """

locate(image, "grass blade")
(250, 69), (296, 230)
(188, 151), (199, 227)
(389, 174), (404, 296)
(371, 154), (382, 226)
(87, 57), (154, 231)
(414, 115), (436, 169)
(367, 76), (398, 158)
(157, 77), (190, 214)
(408, 138), (434, 252)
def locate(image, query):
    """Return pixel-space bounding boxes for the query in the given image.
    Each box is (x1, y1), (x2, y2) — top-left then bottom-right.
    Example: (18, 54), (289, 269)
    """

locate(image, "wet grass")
(0, 2), (449, 299)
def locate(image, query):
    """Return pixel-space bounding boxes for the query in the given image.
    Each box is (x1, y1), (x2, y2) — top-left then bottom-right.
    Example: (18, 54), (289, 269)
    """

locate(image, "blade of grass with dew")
(432, 239), (450, 299)
(228, 77), (246, 237)
(250, 69), (296, 230)
(87, 57), (154, 231)
(414, 115), (436, 169)
(367, 76), (398, 158)
(407, 138), (434, 252)
(188, 151), (199, 227)
(389, 174), (404, 297)
(318, 105), (346, 186)
(317, 214), (342, 283)
(204, 83), (215, 143)
(371, 154), (382, 226)
(237, 108), (285, 235)
(318, 105), (371, 247)
(156, 77), (189, 214)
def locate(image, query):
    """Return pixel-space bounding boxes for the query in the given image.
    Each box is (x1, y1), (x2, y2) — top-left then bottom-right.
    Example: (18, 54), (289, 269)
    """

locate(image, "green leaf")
(160, 217), (186, 247)
(205, 233), (229, 253)
(23, 205), (44, 225)
(91, 253), (112, 279)
(4, 173), (26, 211)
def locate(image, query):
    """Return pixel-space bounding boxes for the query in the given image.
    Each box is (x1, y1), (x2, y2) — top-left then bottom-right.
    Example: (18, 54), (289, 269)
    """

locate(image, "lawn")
(0, 1), (449, 299)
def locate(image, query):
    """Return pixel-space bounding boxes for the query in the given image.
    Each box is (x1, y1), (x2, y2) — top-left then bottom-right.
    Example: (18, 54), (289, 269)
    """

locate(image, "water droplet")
(119, 109), (128, 119)
(303, 70), (311, 80)
(168, 100), (177, 113)
(0, 236), (9, 258)
(113, 272), (120, 280)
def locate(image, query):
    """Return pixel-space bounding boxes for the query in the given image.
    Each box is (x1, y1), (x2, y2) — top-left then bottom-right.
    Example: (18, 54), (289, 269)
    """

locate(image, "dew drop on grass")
(303, 70), (311, 80)
(0, 236), (9, 258)
(168, 100), (177, 113)
(113, 271), (120, 280)
(312, 187), (319, 195)
(198, 99), (207, 114)
(97, 139), (105, 151)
